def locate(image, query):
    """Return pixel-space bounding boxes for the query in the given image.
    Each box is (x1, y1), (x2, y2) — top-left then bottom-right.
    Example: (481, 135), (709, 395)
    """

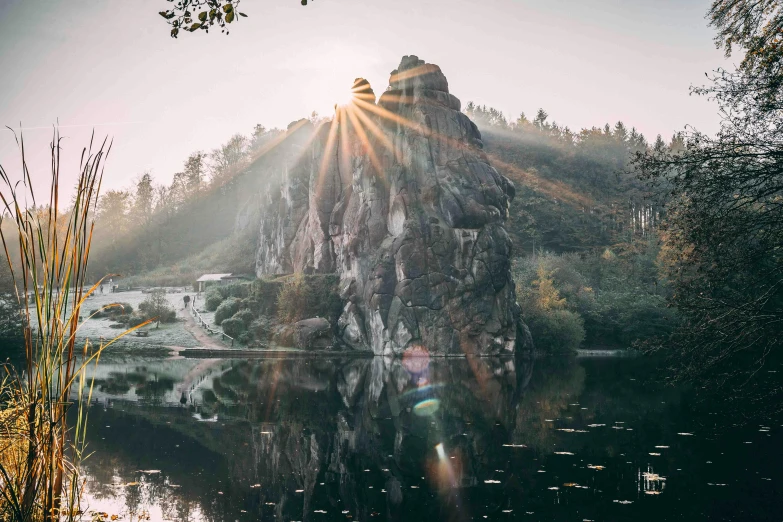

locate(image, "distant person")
(183, 294), (191, 309)
(99, 284), (104, 294)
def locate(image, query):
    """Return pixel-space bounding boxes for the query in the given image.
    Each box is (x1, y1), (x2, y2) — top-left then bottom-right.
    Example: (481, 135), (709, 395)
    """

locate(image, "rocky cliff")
(254, 56), (530, 356)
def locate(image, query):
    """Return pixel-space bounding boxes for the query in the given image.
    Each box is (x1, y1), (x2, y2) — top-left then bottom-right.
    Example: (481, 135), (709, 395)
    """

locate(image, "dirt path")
(177, 306), (227, 350)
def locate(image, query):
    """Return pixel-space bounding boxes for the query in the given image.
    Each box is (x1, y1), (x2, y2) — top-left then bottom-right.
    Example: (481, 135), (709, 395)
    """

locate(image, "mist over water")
(55, 354), (781, 521)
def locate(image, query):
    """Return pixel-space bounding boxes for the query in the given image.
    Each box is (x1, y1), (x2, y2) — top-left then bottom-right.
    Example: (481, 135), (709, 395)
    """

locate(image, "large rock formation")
(254, 56), (529, 356)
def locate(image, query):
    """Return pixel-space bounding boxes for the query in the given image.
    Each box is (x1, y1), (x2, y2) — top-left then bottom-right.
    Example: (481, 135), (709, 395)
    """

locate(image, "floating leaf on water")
(138, 470), (161, 474)
(537, 470), (546, 473)
(557, 428), (575, 432)
(502, 444), (528, 448)
(645, 490), (662, 495)
(587, 424), (606, 428)
(677, 433), (694, 436)
(484, 479), (501, 484)
(545, 419), (554, 422)
(613, 500), (633, 504)
(548, 486), (559, 490)
(502, 510), (513, 513)
(251, 484), (261, 488)
(295, 489), (304, 493)
(555, 451), (575, 455)
(265, 502), (275, 505)
(643, 472), (666, 481)
(411, 486), (419, 489)
(612, 426), (624, 430)
(655, 446), (670, 449)
(744, 441), (752, 444)
(563, 482), (579, 487)
(314, 510), (327, 513)
(587, 464), (605, 470)
(649, 452), (661, 456)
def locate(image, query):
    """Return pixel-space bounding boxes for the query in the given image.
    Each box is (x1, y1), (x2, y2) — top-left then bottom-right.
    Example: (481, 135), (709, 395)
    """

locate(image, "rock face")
(274, 317), (334, 350)
(254, 56), (528, 356)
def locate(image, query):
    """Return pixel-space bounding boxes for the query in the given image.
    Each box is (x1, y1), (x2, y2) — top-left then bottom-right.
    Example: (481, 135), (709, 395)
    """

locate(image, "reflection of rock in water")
(80, 357), (532, 521)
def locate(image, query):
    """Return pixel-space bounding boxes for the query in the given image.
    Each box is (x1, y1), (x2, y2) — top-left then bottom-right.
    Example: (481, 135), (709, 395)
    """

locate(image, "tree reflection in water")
(75, 355), (782, 521)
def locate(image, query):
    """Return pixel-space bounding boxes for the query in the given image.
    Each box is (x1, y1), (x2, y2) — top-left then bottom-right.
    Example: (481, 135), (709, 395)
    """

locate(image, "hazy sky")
(0, 0), (729, 195)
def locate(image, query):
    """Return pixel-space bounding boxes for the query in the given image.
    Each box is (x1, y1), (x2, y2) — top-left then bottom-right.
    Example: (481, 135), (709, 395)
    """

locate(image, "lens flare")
(413, 398), (440, 416)
(435, 443), (447, 460)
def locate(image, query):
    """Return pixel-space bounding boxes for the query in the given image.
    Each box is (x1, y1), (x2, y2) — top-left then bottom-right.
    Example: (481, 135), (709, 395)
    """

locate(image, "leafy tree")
(635, 0), (783, 409)
(138, 289), (176, 323)
(209, 134), (249, 185)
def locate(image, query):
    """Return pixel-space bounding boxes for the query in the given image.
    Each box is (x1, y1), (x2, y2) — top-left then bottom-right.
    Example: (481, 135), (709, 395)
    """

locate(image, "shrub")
(223, 282), (250, 299)
(525, 308), (585, 353)
(237, 332), (252, 345)
(205, 288), (224, 311)
(239, 297), (259, 311)
(250, 316), (274, 342)
(276, 273), (341, 324)
(277, 273), (307, 323)
(128, 313), (147, 328)
(233, 308), (255, 327)
(215, 297), (241, 324)
(221, 317), (246, 338)
(111, 302), (134, 316)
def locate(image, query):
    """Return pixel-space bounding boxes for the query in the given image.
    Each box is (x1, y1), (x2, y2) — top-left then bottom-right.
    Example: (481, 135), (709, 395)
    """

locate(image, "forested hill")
(82, 106), (681, 286)
(467, 104), (676, 255)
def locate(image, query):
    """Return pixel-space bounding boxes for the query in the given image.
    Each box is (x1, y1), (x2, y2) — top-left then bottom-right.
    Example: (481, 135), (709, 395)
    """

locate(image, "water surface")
(38, 353), (783, 520)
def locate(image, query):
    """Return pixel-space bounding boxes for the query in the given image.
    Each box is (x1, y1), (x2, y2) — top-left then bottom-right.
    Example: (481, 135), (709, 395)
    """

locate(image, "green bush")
(250, 316), (274, 342)
(205, 288), (224, 311)
(233, 308), (255, 327)
(239, 297), (259, 311)
(111, 302), (134, 316)
(221, 317), (246, 338)
(276, 273), (342, 324)
(525, 308), (585, 353)
(215, 297), (241, 325)
(237, 332), (252, 345)
(128, 313), (147, 328)
(277, 273), (307, 323)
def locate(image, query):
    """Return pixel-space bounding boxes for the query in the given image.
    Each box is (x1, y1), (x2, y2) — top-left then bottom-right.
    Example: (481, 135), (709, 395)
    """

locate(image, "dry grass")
(0, 129), (149, 521)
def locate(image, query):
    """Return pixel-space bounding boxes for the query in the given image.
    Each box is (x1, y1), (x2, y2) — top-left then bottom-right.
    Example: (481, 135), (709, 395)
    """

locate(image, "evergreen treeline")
(465, 103), (681, 253)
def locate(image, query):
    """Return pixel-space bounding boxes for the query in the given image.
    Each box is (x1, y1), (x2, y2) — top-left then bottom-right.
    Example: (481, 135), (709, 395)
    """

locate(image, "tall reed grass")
(0, 129), (148, 521)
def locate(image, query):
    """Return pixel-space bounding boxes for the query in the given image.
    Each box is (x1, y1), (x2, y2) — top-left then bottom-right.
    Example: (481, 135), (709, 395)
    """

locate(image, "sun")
(334, 88), (356, 108)
(334, 78), (376, 108)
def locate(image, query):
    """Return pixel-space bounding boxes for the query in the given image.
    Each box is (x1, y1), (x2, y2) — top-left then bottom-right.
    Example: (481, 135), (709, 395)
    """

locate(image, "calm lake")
(5, 351), (782, 521)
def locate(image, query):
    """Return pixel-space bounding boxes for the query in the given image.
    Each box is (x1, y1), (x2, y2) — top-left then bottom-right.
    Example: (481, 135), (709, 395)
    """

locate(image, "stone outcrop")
(274, 317), (334, 350)
(253, 56), (529, 356)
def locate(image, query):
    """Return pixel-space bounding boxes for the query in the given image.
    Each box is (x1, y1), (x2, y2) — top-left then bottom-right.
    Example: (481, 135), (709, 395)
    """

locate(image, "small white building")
(196, 273), (242, 293)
